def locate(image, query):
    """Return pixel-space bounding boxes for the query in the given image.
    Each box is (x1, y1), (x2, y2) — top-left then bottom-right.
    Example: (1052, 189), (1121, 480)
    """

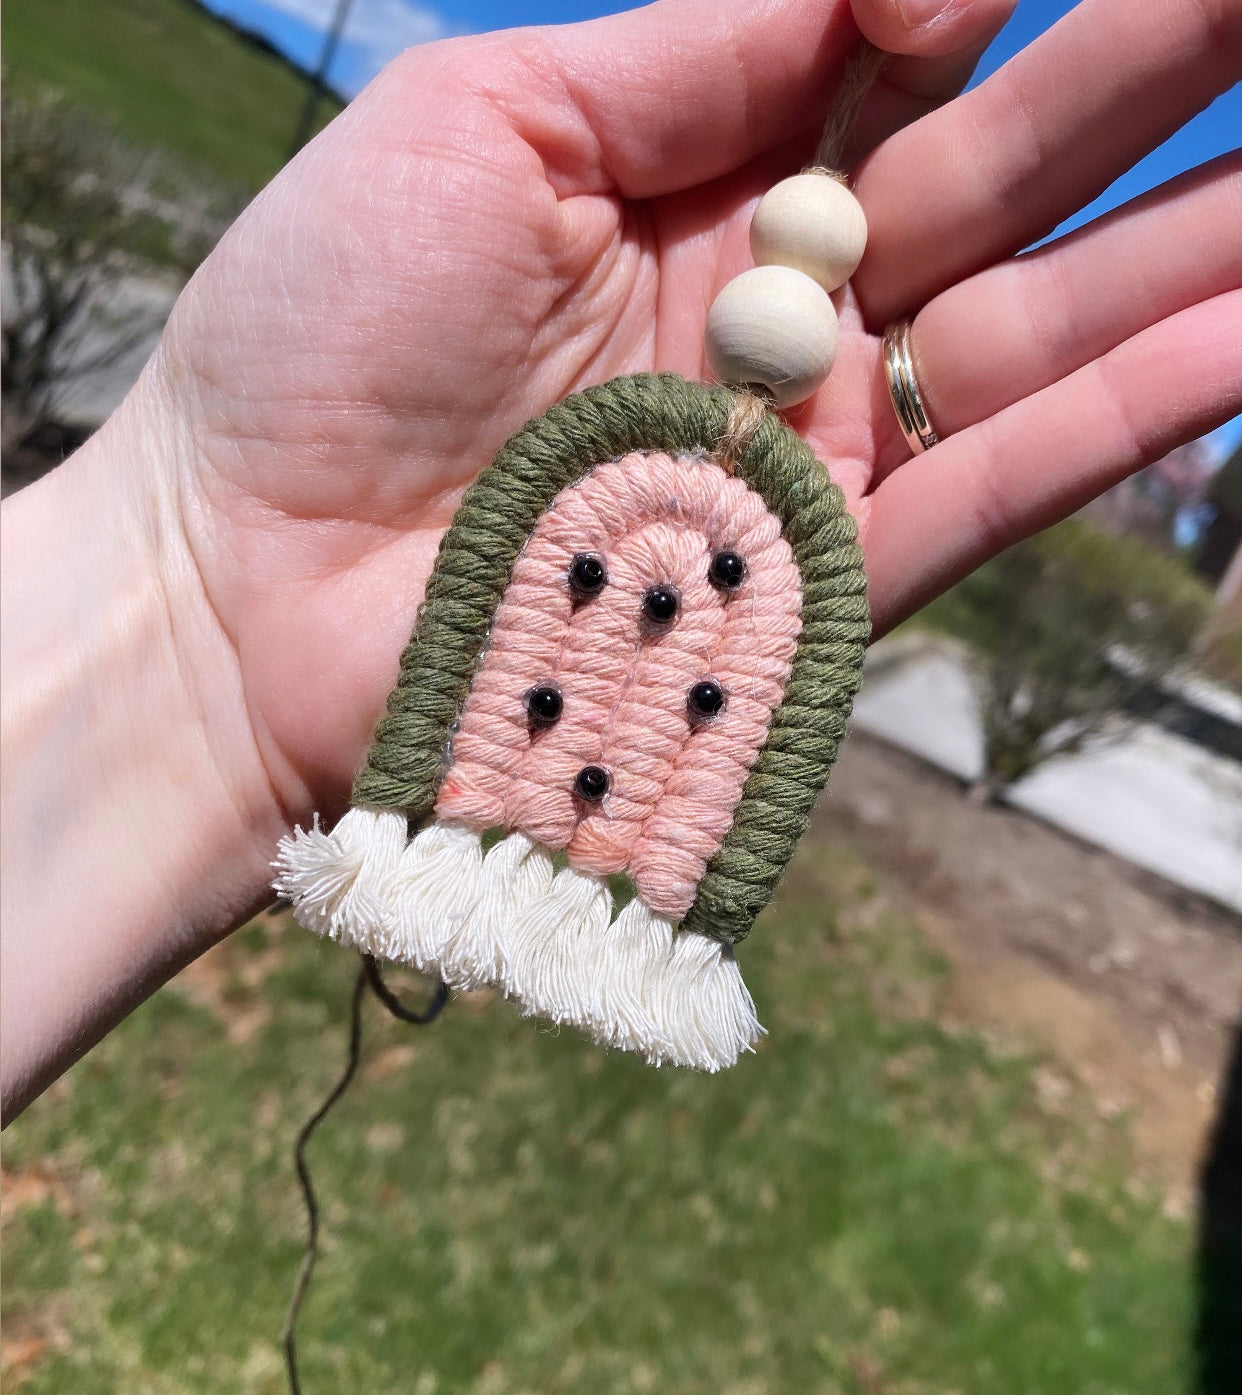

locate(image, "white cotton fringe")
(272, 814), (764, 1071)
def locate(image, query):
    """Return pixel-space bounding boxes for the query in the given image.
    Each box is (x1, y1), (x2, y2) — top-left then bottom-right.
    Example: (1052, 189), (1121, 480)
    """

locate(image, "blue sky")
(203, 0), (1240, 458)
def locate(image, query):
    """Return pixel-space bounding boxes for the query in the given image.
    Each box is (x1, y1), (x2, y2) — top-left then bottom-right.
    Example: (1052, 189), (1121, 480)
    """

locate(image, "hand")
(152, 0), (1240, 817)
(3, 0), (1239, 1114)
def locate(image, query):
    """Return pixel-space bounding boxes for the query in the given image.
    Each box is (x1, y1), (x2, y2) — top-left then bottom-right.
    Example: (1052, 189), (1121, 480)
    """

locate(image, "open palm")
(146, 0), (1242, 817)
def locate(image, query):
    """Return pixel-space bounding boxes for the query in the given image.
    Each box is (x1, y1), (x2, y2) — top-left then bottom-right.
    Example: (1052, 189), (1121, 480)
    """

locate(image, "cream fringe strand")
(273, 811), (764, 1071)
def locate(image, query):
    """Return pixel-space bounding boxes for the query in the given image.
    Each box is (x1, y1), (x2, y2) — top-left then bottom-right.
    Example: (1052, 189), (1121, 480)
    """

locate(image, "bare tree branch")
(2, 90), (244, 461)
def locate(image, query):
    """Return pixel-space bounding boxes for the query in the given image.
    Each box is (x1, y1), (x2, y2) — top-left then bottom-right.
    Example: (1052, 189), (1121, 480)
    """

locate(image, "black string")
(363, 953), (450, 1023)
(283, 955), (448, 1395)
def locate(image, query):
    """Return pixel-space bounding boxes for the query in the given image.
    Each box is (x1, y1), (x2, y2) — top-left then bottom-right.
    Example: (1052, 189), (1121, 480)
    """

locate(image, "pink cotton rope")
(434, 452), (803, 917)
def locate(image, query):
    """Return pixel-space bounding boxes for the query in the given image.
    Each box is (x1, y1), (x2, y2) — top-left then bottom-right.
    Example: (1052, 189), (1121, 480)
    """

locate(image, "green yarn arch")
(351, 372), (870, 944)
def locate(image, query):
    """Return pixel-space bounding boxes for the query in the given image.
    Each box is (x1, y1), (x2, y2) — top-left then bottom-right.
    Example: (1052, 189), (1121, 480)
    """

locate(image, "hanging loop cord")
(283, 958), (449, 1395)
(808, 37), (885, 173)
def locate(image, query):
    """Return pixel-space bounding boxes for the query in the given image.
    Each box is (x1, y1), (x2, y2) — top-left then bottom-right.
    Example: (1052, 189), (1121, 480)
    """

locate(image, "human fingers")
(863, 290), (1242, 635)
(854, 0), (1242, 324)
(850, 0), (1017, 155)
(871, 152), (1242, 480)
(427, 0), (1023, 201)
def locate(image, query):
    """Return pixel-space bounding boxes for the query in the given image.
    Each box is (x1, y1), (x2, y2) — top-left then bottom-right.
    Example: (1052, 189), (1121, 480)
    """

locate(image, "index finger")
(427, 0), (1029, 201)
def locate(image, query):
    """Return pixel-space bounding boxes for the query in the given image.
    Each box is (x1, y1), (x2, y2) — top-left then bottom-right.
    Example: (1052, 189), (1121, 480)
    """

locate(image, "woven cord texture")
(350, 372), (869, 943)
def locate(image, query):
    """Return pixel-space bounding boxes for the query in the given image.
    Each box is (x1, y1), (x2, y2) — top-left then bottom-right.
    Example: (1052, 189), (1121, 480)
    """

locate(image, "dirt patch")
(818, 733), (1242, 1191)
(0, 1165), (92, 1386)
(0, 1166), (75, 1223)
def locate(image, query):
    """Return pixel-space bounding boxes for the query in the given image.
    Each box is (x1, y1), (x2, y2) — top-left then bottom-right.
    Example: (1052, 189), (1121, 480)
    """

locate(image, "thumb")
(850, 0), (1017, 154)
(852, 0), (1016, 61)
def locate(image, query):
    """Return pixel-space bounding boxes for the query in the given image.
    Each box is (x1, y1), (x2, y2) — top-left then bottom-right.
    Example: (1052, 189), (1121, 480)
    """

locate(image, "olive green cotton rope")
(351, 372), (869, 945)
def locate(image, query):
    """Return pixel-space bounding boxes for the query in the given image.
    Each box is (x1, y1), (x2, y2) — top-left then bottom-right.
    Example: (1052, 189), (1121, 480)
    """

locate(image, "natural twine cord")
(809, 37), (886, 173)
(714, 388), (770, 473)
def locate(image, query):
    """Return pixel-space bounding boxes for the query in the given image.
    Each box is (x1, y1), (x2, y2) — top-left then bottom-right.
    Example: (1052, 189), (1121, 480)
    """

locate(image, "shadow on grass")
(1196, 1019), (1242, 1393)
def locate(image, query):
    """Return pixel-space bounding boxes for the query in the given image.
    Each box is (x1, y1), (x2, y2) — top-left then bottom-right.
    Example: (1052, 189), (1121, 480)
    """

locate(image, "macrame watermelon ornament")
(274, 374), (869, 1069)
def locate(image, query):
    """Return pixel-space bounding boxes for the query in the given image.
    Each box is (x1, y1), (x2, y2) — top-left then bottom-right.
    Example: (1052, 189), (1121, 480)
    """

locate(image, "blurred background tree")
(1, 0), (339, 492)
(925, 519), (1215, 797)
(1082, 442), (1215, 552)
(1, 88), (240, 463)
(1201, 615), (1242, 691)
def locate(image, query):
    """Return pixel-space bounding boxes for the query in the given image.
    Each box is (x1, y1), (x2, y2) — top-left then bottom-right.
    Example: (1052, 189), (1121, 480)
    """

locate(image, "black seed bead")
(642, 584), (680, 624)
(709, 550), (747, 590)
(569, 553), (607, 597)
(688, 679), (725, 719)
(573, 765), (610, 801)
(525, 684), (563, 726)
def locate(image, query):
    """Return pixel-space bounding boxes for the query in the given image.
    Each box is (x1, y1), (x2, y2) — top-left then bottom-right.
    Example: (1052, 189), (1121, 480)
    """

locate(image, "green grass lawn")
(2, 839), (1193, 1393)
(2, 0), (342, 189)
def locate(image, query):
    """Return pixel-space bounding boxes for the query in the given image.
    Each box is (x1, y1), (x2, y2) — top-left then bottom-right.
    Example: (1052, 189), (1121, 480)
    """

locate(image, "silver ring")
(883, 319), (940, 455)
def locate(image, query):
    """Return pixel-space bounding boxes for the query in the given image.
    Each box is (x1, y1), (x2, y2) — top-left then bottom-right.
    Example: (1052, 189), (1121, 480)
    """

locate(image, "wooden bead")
(705, 265), (839, 408)
(750, 174), (867, 293)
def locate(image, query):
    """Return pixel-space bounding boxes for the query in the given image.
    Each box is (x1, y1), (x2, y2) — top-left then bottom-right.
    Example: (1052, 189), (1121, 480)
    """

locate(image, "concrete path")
(49, 277), (176, 427)
(852, 637), (1242, 913)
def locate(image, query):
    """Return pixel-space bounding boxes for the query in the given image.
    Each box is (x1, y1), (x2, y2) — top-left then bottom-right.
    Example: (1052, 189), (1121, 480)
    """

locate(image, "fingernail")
(897, 0), (951, 26)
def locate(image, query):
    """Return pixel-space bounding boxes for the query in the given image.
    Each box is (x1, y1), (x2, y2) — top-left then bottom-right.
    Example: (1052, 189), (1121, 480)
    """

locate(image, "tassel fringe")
(273, 815), (763, 1071)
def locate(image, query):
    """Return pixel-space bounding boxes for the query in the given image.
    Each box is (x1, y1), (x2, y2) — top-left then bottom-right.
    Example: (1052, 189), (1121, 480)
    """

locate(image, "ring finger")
(872, 151), (1242, 480)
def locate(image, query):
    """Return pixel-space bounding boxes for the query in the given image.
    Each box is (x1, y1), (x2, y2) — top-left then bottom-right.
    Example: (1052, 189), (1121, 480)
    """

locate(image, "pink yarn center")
(434, 452), (803, 919)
